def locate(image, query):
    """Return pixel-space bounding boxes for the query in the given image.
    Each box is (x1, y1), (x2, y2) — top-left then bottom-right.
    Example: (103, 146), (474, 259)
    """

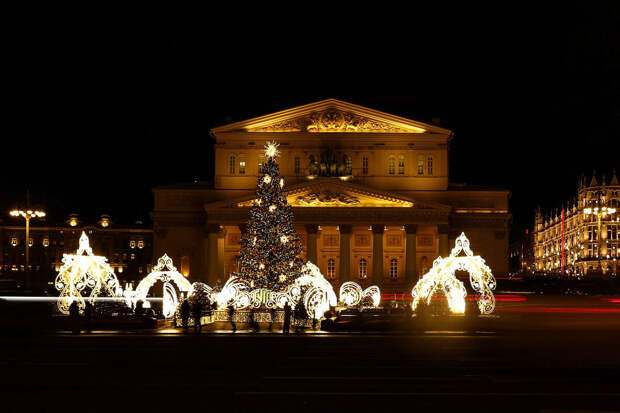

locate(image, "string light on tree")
(233, 140), (305, 292)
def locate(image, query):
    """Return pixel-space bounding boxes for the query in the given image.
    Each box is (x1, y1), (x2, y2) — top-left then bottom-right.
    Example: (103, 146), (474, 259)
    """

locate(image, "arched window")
(388, 156), (396, 175)
(327, 258), (336, 279)
(427, 156), (433, 175)
(181, 256), (190, 277)
(229, 155), (236, 174)
(417, 155), (425, 175)
(258, 155), (265, 174)
(239, 157), (246, 175)
(359, 258), (367, 279)
(362, 156), (369, 175)
(390, 258), (398, 280)
(398, 155), (405, 175)
(345, 155), (352, 174)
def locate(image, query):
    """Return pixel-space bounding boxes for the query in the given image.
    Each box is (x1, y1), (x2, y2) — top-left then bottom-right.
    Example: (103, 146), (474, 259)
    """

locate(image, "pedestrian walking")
(69, 300), (80, 334)
(283, 302), (291, 334)
(84, 301), (93, 333)
(192, 301), (202, 333)
(180, 299), (190, 330)
(228, 302), (236, 332)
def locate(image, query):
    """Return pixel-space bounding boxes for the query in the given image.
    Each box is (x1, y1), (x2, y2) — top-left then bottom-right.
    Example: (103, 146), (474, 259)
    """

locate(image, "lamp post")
(9, 208), (46, 272)
(583, 191), (616, 273)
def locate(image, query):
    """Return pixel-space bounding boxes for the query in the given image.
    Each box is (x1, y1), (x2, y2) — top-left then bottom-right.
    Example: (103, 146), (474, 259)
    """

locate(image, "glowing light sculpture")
(213, 262), (336, 319)
(54, 232), (120, 314)
(133, 254), (192, 318)
(339, 281), (381, 307)
(411, 232), (496, 315)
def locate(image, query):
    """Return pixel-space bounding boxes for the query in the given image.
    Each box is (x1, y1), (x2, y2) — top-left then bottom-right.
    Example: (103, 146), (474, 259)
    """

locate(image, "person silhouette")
(180, 299), (190, 330)
(283, 302), (291, 334)
(228, 302), (236, 332)
(84, 301), (93, 333)
(192, 301), (202, 333)
(69, 301), (80, 334)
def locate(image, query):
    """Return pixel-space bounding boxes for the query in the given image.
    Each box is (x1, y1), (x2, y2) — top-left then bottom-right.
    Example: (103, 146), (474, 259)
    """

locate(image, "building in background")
(152, 99), (511, 293)
(509, 229), (535, 275)
(532, 171), (619, 276)
(0, 213), (153, 290)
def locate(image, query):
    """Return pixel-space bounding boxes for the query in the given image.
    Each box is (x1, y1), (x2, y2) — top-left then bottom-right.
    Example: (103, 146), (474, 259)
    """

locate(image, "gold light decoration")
(280, 235), (288, 244)
(54, 232), (120, 314)
(263, 175), (272, 184)
(264, 141), (280, 159)
(269, 205), (277, 212)
(411, 233), (496, 315)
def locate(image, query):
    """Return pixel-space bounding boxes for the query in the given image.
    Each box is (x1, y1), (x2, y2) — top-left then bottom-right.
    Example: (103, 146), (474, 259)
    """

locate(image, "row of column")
(204, 223), (451, 286)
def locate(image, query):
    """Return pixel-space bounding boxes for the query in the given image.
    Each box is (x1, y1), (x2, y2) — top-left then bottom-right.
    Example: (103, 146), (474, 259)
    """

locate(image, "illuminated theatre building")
(152, 100), (511, 293)
(533, 172), (619, 276)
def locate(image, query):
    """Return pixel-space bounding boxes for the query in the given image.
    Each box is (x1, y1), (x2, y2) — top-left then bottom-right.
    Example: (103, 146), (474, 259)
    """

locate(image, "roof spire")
(589, 170), (598, 187)
(611, 168), (619, 186)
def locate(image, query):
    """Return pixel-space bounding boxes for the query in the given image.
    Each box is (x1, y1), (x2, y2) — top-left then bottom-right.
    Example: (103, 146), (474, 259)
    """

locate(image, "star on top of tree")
(264, 141), (280, 159)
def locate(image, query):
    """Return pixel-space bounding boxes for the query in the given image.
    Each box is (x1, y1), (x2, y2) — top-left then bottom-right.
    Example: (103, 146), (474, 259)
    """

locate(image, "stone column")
(372, 225), (384, 284)
(206, 224), (220, 286)
(438, 224), (450, 257)
(217, 229), (225, 280)
(339, 225), (352, 283)
(305, 224), (318, 264)
(405, 224), (418, 284)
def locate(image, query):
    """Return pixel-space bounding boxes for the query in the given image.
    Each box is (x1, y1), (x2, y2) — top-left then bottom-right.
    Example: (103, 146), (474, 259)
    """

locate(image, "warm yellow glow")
(9, 209), (46, 219)
(54, 232), (120, 314)
(280, 178), (285, 188)
(584, 208), (592, 215)
(132, 254), (193, 318)
(339, 282), (381, 307)
(264, 141), (280, 159)
(280, 235), (288, 244)
(269, 205), (277, 212)
(263, 175), (272, 184)
(411, 233), (496, 315)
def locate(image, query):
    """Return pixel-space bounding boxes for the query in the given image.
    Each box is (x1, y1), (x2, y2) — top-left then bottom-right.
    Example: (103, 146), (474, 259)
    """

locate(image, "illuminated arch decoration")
(411, 232), (497, 315)
(213, 262), (336, 319)
(54, 232), (120, 314)
(134, 254), (192, 318)
(339, 281), (381, 307)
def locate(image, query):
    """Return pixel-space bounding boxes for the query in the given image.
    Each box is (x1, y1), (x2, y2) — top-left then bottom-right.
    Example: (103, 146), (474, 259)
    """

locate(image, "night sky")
(2, 5), (618, 242)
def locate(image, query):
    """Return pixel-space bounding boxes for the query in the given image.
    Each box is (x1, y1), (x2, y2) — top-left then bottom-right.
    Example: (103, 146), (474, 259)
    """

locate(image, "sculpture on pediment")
(307, 149), (352, 177)
(294, 190), (360, 206)
(249, 109), (411, 133)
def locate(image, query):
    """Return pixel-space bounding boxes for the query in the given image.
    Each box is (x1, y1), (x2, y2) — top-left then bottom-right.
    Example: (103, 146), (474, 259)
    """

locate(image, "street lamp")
(9, 208), (46, 271)
(583, 192), (616, 273)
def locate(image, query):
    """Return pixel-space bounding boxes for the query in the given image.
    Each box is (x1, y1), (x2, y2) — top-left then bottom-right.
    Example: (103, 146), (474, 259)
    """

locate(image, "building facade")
(0, 213), (153, 289)
(152, 99), (511, 293)
(532, 172), (619, 276)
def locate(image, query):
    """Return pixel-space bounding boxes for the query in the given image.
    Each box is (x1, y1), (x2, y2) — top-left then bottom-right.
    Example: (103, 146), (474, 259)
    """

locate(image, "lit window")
(427, 156), (433, 175)
(345, 155), (352, 174)
(417, 155), (425, 174)
(362, 156), (369, 175)
(239, 158), (246, 175)
(138, 266), (143, 274)
(10, 237), (17, 247)
(388, 157), (395, 175)
(130, 253), (135, 260)
(137, 240), (144, 249)
(258, 156), (265, 173)
(327, 258), (336, 279)
(229, 155), (236, 174)
(129, 240), (136, 249)
(181, 256), (190, 277)
(294, 157), (300, 175)
(390, 258), (398, 280)
(398, 156), (405, 175)
(359, 258), (367, 279)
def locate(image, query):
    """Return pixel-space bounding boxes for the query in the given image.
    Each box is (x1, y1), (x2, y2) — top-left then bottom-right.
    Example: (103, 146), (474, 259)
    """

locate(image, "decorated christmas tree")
(234, 141), (305, 291)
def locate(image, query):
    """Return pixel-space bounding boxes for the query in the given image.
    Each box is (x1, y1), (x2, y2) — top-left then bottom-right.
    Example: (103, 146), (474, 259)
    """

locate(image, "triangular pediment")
(211, 99), (451, 135)
(206, 179), (450, 211)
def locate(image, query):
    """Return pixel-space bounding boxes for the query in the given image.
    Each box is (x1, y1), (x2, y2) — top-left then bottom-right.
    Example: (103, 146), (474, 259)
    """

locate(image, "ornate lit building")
(533, 171), (619, 276)
(152, 99), (511, 292)
(0, 213), (153, 289)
